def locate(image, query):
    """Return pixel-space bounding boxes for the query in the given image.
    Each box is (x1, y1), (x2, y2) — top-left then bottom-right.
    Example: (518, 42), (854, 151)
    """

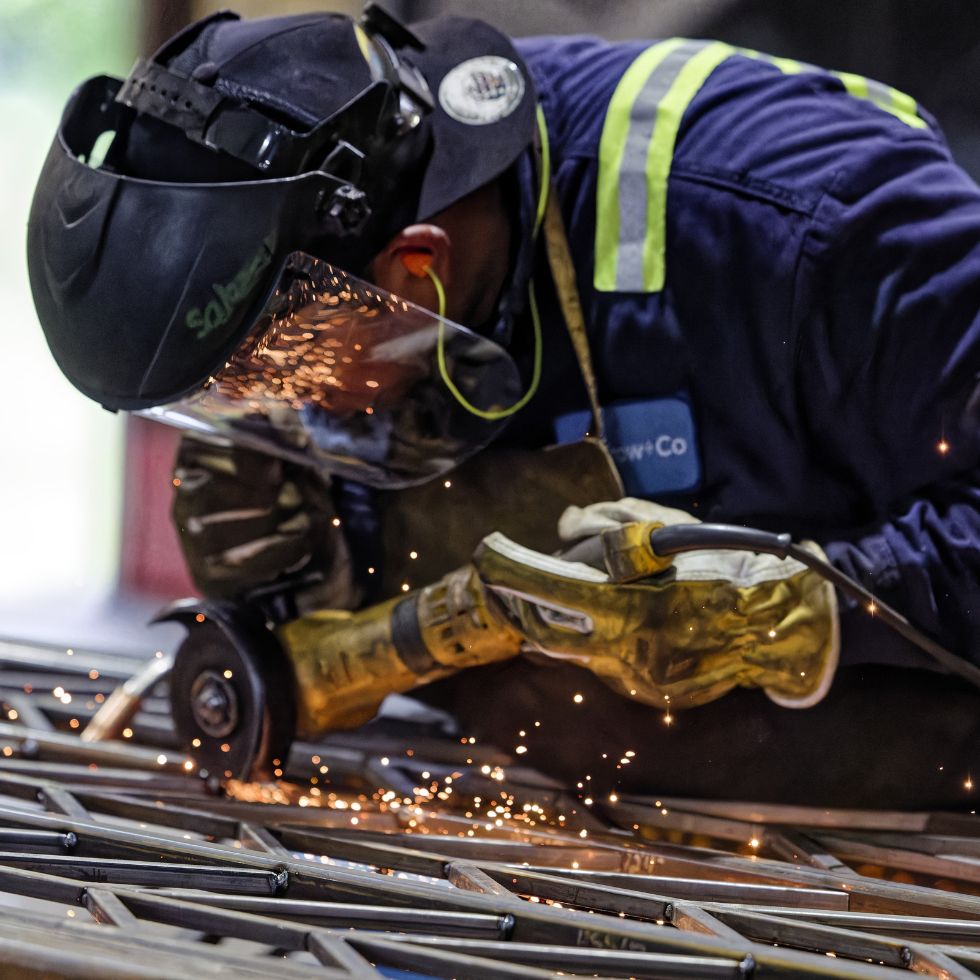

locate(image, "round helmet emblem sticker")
(438, 56), (525, 125)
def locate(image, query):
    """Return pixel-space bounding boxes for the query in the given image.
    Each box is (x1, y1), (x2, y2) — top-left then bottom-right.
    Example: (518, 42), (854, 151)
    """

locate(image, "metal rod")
(82, 654), (173, 742)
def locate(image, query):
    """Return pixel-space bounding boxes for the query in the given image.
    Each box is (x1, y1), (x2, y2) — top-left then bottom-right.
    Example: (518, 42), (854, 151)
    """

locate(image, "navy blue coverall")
(499, 36), (980, 670)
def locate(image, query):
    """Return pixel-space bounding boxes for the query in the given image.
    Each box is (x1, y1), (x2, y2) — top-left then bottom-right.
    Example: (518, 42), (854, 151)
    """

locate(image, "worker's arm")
(171, 434), (361, 612)
(800, 133), (980, 664)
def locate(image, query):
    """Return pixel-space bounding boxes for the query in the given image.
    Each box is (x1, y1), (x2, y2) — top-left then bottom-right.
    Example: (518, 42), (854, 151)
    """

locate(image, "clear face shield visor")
(142, 252), (523, 488)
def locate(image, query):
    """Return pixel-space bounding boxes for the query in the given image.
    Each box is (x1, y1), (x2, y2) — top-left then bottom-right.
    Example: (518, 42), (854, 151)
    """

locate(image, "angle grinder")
(160, 523), (980, 782)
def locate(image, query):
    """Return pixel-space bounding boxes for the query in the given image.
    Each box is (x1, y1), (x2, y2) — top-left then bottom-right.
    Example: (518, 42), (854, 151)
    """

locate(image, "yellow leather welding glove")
(472, 497), (839, 710)
(172, 434), (359, 609)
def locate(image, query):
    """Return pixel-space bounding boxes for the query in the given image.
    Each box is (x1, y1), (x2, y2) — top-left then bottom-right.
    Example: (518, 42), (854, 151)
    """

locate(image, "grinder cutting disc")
(163, 600), (296, 781)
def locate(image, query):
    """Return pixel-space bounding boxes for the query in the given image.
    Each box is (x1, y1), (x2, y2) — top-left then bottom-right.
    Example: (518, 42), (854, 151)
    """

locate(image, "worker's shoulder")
(676, 49), (953, 214)
(516, 35), (650, 157)
(517, 35), (954, 215)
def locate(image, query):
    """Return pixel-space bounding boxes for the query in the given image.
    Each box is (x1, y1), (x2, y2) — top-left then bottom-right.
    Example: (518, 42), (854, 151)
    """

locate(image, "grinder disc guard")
(163, 599), (296, 781)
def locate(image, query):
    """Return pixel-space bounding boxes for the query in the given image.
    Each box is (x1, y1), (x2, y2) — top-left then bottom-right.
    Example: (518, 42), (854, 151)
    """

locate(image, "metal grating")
(0, 637), (977, 978)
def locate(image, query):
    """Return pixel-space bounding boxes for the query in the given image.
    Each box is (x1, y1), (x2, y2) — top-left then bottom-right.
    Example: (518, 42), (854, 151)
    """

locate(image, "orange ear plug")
(401, 250), (432, 278)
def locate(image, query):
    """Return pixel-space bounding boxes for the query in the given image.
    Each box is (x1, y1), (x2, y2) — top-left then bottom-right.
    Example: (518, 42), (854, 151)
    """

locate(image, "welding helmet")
(27, 5), (538, 487)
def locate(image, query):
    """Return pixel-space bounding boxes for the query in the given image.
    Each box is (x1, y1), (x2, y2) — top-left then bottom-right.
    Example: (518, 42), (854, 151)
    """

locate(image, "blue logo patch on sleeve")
(554, 397), (702, 497)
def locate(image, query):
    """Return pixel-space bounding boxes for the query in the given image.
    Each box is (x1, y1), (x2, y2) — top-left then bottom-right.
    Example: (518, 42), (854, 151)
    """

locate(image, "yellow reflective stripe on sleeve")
(751, 55), (926, 129)
(595, 39), (733, 293)
(595, 39), (685, 293)
(758, 52), (806, 75)
(878, 83), (927, 129)
(594, 43), (927, 296)
(834, 70), (926, 129)
(742, 48), (820, 77)
(888, 86), (920, 120)
(640, 41), (733, 292)
(834, 70), (869, 100)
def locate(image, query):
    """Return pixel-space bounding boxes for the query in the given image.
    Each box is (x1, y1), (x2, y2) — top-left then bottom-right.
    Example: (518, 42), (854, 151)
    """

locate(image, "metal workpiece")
(0, 637), (976, 977)
(81, 653), (174, 743)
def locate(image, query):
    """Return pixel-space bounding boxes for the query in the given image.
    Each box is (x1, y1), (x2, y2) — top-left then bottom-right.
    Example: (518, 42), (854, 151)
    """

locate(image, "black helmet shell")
(27, 8), (536, 410)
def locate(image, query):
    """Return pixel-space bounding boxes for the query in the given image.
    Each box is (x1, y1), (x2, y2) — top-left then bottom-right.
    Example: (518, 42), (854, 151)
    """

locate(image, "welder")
(27, 7), (980, 804)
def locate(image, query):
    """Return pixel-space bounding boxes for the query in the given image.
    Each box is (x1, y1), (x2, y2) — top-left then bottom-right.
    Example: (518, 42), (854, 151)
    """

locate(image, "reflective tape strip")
(745, 51), (926, 129)
(887, 86), (925, 128)
(834, 70), (926, 129)
(835, 69), (870, 100)
(596, 39), (733, 293)
(739, 47), (808, 75)
(595, 39), (684, 293)
(764, 54), (806, 75)
(595, 42), (926, 295)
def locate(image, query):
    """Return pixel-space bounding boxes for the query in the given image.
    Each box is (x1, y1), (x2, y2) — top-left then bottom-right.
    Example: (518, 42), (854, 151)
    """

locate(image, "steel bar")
(38, 785), (92, 820)
(345, 933), (558, 979)
(0, 721), (190, 771)
(0, 852), (288, 892)
(0, 637), (971, 977)
(379, 933), (755, 978)
(813, 834), (980, 885)
(0, 905), (328, 977)
(670, 901), (750, 944)
(0, 762), (205, 795)
(149, 890), (514, 937)
(726, 907), (980, 942)
(0, 691), (56, 730)
(82, 653), (173, 742)
(508, 866), (851, 909)
(447, 860), (516, 896)
(821, 831), (980, 860)
(766, 828), (861, 874)
(305, 932), (381, 977)
(0, 829), (75, 853)
(640, 798), (980, 837)
(83, 886), (142, 927)
(0, 817), (911, 975)
(704, 905), (917, 969)
(904, 947), (978, 979)
(0, 639), (146, 679)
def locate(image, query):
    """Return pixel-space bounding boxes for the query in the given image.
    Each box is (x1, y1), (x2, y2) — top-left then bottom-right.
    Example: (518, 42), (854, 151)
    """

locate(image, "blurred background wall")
(0, 1), (135, 630)
(2, 0), (979, 649)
